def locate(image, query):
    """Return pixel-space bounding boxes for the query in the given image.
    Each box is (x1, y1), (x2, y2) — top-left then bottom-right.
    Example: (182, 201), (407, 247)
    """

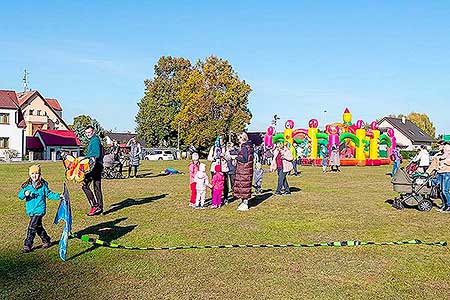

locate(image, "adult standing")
(82, 125), (104, 216)
(127, 137), (142, 178)
(224, 142), (238, 204)
(270, 142), (293, 195)
(412, 145), (430, 173)
(427, 142), (450, 212)
(208, 136), (230, 201)
(390, 148), (402, 177)
(234, 132), (254, 211)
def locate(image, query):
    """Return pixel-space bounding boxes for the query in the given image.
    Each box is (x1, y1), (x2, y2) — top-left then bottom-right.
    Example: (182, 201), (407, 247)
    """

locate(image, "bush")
(399, 150), (416, 160)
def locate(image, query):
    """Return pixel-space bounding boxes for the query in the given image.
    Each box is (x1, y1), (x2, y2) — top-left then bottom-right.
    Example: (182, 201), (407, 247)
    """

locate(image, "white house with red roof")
(0, 90), (26, 161)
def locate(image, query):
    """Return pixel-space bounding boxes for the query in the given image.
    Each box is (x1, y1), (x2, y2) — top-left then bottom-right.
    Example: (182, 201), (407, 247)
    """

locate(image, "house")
(16, 90), (69, 136)
(29, 130), (81, 160)
(378, 116), (435, 150)
(0, 90), (26, 161)
(104, 132), (146, 148)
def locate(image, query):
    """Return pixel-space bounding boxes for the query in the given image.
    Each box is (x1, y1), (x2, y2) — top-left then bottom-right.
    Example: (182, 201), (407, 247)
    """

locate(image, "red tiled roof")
(17, 91), (36, 106)
(26, 137), (44, 150)
(45, 98), (62, 111)
(0, 90), (19, 109)
(36, 130), (81, 147)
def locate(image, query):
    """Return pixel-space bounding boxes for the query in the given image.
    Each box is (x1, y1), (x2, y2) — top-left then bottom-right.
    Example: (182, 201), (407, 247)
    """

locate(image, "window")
(0, 137), (9, 148)
(37, 110), (41, 116)
(0, 113), (9, 124)
(29, 110), (34, 115)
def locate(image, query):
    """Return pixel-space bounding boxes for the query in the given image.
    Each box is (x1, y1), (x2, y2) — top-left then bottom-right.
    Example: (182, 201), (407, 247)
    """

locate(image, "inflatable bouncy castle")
(266, 108), (395, 166)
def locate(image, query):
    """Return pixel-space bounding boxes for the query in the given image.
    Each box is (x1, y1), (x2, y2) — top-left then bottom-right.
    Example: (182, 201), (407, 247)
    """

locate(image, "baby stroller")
(102, 153), (124, 179)
(391, 163), (438, 211)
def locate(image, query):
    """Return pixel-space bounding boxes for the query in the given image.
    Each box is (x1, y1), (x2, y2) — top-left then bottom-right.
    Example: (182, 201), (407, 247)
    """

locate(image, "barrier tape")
(70, 234), (447, 251)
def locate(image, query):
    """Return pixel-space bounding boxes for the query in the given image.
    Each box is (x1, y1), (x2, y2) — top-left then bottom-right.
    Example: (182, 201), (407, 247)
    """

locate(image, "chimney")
(401, 116), (406, 124)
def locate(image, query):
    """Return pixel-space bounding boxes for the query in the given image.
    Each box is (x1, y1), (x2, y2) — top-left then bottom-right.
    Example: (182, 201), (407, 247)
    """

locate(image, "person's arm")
(44, 182), (61, 200)
(18, 186), (30, 200)
(236, 146), (248, 163)
(136, 143), (142, 156)
(207, 146), (215, 162)
(282, 149), (293, 162)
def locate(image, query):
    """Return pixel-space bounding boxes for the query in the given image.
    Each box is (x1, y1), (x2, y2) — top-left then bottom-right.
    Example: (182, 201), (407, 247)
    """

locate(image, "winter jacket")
(194, 171), (211, 191)
(87, 134), (104, 163)
(208, 145), (229, 173)
(211, 171), (225, 191)
(271, 147), (294, 173)
(413, 149), (430, 167)
(189, 161), (200, 184)
(127, 141), (142, 166)
(234, 140), (254, 199)
(18, 180), (60, 216)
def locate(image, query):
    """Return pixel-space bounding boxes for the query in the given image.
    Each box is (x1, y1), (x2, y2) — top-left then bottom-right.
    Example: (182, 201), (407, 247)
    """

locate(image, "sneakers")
(87, 207), (96, 216)
(42, 242), (51, 249)
(88, 207), (103, 216)
(23, 245), (32, 253)
(237, 201), (249, 211)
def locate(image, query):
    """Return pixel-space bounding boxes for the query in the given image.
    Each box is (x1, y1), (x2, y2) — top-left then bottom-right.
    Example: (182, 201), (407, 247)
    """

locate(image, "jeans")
(276, 168), (290, 194)
(391, 160), (401, 177)
(24, 215), (50, 247)
(292, 160), (298, 175)
(440, 173), (450, 207)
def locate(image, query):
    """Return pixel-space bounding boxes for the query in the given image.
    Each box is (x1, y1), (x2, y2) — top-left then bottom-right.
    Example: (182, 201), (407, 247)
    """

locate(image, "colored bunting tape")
(70, 234), (447, 251)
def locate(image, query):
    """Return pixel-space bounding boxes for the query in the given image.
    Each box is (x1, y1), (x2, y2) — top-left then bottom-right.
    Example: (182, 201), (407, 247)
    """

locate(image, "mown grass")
(0, 160), (449, 299)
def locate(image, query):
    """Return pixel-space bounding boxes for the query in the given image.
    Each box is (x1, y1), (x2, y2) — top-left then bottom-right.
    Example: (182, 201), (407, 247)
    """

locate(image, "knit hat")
(29, 164), (41, 176)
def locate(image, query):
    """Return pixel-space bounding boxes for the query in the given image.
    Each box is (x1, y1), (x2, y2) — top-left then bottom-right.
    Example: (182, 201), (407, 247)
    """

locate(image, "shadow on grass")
(103, 194), (167, 215)
(69, 218), (137, 260)
(249, 192), (273, 208)
(290, 186), (301, 193)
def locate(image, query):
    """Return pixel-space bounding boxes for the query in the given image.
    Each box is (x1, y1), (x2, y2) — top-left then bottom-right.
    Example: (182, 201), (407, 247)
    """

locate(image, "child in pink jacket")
(189, 153), (200, 207)
(211, 164), (225, 208)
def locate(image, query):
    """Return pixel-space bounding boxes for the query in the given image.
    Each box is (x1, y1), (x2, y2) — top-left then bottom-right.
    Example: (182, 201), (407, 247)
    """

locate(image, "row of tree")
(388, 112), (436, 138)
(135, 55), (252, 151)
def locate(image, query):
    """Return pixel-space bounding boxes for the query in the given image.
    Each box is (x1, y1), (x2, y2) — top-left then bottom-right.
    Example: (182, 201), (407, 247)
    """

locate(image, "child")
(253, 162), (264, 193)
(194, 163), (212, 209)
(188, 153), (200, 207)
(18, 165), (62, 253)
(211, 164), (225, 208)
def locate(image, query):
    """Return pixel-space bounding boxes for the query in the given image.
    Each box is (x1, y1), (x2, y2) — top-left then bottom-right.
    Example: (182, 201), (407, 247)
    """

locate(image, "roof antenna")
(23, 69), (30, 92)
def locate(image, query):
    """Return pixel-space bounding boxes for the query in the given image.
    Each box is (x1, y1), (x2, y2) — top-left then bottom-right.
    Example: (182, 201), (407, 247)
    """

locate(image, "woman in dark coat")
(234, 132), (254, 211)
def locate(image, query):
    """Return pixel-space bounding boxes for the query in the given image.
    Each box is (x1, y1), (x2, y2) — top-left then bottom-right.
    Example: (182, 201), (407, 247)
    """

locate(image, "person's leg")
(82, 177), (96, 209)
(200, 190), (206, 207)
(195, 190), (201, 207)
(283, 172), (290, 194)
(276, 169), (284, 194)
(35, 216), (51, 245)
(24, 216), (40, 249)
(223, 173), (229, 201)
(128, 165), (132, 178)
(93, 179), (103, 211)
(190, 182), (197, 205)
(292, 160), (298, 176)
(442, 173), (450, 210)
(134, 165), (138, 177)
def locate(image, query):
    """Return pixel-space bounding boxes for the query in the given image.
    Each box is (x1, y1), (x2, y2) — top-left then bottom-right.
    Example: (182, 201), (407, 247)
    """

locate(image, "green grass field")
(1, 160), (449, 299)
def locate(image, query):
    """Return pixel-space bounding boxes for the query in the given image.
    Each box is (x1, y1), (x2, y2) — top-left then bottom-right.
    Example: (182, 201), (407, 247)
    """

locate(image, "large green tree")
(136, 56), (192, 147)
(174, 56), (252, 149)
(71, 115), (105, 153)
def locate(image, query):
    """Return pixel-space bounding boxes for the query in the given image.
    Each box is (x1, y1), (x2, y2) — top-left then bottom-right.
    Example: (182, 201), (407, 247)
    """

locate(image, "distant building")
(28, 130), (81, 160)
(104, 132), (146, 148)
(0, 90), (26, 160)
(379, 116), (435, 150)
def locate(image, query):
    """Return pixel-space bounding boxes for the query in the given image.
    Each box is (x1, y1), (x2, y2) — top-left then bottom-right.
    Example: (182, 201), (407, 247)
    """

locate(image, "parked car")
(144, 150), (174, 160)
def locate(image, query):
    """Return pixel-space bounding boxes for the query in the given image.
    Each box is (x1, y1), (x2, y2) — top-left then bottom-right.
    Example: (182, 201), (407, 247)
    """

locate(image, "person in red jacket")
(211, 164), (225, 208)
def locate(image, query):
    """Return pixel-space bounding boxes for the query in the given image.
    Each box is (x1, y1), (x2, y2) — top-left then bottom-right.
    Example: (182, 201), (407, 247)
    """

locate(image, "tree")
(406, 112), (436, 138)
(136, 56), (192, 147)
(174, 55), (252, 149)
(71, 115), (105, 153)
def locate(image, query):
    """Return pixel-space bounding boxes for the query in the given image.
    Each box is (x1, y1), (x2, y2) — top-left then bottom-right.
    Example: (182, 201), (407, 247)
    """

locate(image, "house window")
(29, 110), (34, 115)
(0, 113), (9, 124)
(0, 137), (9, 148)
(37, 110), (41, 116)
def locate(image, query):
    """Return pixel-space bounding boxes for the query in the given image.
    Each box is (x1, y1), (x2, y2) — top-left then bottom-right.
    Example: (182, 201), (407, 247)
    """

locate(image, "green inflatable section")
(379, 134), (392, 148)
(339, 132), (360, 147)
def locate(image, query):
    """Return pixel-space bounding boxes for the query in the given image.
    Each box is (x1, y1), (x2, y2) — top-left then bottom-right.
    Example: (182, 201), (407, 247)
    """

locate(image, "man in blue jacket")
(82, 125), (104, 216)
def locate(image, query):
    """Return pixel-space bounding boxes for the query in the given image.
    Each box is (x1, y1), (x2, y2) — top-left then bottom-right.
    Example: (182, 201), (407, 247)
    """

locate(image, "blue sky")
(1, 1), (449, 134)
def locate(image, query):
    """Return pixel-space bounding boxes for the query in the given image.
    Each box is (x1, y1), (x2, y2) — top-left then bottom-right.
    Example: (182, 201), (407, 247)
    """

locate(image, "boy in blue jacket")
(18, 165), (62, 253)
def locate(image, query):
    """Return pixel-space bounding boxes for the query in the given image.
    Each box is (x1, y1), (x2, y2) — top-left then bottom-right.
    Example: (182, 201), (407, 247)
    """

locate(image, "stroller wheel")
(417, 199), (433, 212)
(393, 198), (404, 210)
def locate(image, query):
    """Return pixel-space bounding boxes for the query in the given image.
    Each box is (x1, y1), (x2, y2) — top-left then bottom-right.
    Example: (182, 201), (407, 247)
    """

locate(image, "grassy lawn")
(1, 160), (449, 299)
